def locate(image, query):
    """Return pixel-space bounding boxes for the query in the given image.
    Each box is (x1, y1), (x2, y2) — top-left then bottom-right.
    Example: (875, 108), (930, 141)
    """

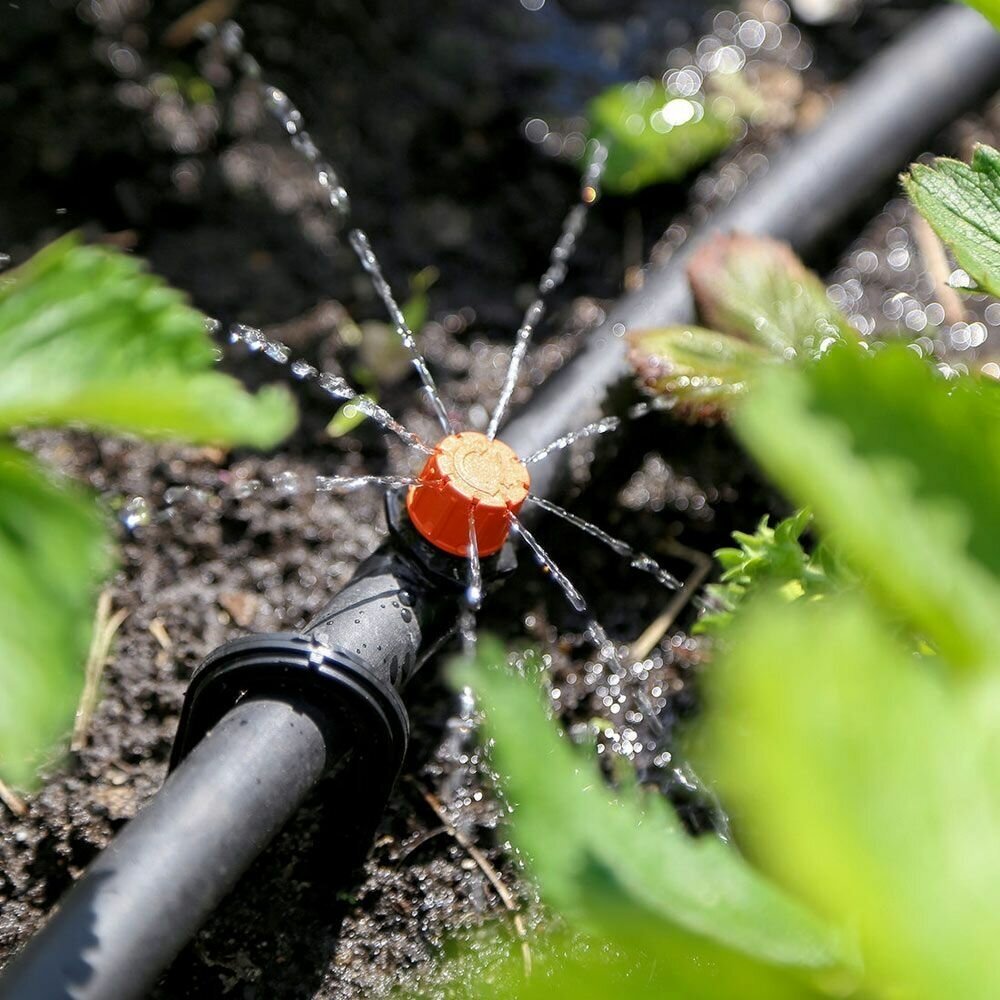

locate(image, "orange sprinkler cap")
(406, 432), (530, 557)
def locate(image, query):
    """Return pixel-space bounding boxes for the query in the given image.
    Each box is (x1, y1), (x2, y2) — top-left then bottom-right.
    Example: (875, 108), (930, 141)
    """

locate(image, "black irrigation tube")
(2, 7), (999, 999)
(507, 3), (1000, 491)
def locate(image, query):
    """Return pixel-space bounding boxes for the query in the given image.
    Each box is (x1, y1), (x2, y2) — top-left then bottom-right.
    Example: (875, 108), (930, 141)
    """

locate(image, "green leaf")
(695, 595), (1000, 999)
(697, 509), (848, 635)
(400, 266), (437, 333)
(627, 324), (771, 419)
(0, 234), (296, 446)
(450, 926), (828, 1000)
(627, 237), (857, 422)
(734, 344), (1000, 669)
(0, 234), (298, 783)
(902, 144), (1000, 298)
(0, 447), (112, 786)
(352, 268), (439, 394)
(3, 372), (295, 449)
(456, 638), (845, 978)
(587, 80), (737, 195)
(326, 397), (372, 438)
(687, 233), (857, 354)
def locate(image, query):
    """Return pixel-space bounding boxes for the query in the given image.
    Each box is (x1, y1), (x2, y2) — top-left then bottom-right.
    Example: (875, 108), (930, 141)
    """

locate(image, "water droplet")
(273, 470), (299, 496)
(121, 496), (152, 531)
(948, 268), (976, 290)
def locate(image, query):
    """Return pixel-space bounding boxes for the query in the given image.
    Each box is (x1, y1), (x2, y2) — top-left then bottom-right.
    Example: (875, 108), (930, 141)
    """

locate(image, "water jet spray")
(2, 8), (999, 998)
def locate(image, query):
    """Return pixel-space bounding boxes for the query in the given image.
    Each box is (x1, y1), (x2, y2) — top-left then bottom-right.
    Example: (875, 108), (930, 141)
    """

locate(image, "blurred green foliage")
(0, 448), (110, 789)
(327, 398), (371, 438)
(0, 235), (295, 444)
(628, 323), (769, 419)
(687, 233), (857, 353)
(694, 341), (1000, 998)
(628, 234), (856, 419)
(326, 267), (436, 438)
(438, 192), (1000, 994)
(738, 344), (1000, 669)
(451, 638), (847, 1000)
(697, 591), (1000, 1000)
(587, 80), (736, 194)
(445, 341), (1000, 1000)
(0, 235), (295, 785)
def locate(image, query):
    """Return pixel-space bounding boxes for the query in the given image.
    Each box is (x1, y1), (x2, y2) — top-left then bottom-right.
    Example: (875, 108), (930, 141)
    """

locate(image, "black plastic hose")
(3, 6), (999, 999)
(503, 3), (1000, 488)
(0, 698), (335, 999)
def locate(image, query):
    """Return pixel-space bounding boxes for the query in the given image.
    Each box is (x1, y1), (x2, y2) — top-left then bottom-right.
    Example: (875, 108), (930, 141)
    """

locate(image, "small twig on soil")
(397, 825), (449, 860)
(0, 779), (27, 817)
(149, 618), (173, 669)
(72, 591), (130, 752)
(629, 541), (712, 662)
(412, 780), (533, 976)
(912, 213), (967, 325)
(149, 618), (173, 651)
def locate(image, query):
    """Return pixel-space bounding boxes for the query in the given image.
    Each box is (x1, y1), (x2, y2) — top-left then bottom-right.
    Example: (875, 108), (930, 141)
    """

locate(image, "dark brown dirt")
(0, 1), (991, 997)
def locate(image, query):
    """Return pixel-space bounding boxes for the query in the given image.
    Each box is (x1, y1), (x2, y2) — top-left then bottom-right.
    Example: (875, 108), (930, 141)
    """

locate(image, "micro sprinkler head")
(406, 432), (530, 557)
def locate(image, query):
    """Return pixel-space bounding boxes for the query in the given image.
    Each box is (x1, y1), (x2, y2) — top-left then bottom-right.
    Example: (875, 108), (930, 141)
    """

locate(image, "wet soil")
(0, 1), (996, 997)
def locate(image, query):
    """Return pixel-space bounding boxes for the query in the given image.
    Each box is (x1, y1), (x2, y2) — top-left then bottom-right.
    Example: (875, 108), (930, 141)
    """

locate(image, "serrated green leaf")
(628, 237), (860, 422)
(0, 447), (112, 786)
(0, 234), (298, 784)
(697, 510), (847, 636)
(903, 144), (1000, 298)
(455, 637), (846, 980)
(695, 595), (1000, 999)
(4, 373), (295, 449)
(687, 233), (857, 354)
(628, 325), (771, 419)
(735, 344), (1000, 669)
(0, 234), (296, 446)
(587, 81), (737, 195)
